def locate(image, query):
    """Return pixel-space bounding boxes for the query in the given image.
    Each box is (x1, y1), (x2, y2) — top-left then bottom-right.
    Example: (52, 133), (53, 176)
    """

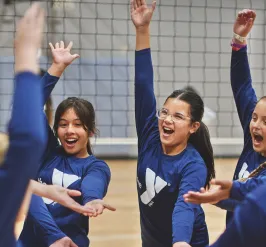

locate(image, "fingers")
(49, 42), (55, 50)
(72, 54), (80, 60)
(55, 42), (59, 49)
(136, 0), (142, 8)
(60, 40), (64, 49)
(130, 0), (135, 12)
(67, 41), (73, 50)
(67, 189), (81, 197)
(151, 1), (156, 12)
(133, 0), (137, 10)
(103, 203), (116, 211)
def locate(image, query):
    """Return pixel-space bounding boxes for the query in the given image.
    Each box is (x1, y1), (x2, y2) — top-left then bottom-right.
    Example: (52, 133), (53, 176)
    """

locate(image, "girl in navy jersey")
(131, 1), (215, 247)
(223, 9), (266, 223)
(0, 4), (47, 247)
(184, 9), (266, 221)
(19, 41), (115, 247)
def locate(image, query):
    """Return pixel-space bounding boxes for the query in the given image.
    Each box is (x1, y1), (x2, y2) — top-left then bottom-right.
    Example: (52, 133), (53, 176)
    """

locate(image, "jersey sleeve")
(81, 161), (111, 204)
(230, 176), (266, 201)
(0, 72), (47, 245)
(214, 198), (240, 212)
(42, 72), (59, 106)
(210, 184), (266, 247)
(135, 48), (159, 153)
(20, 195), (66, 246)
(172, 162), (207, 244)
(40, 72), (60, 164)
(231, 46), (257, 141)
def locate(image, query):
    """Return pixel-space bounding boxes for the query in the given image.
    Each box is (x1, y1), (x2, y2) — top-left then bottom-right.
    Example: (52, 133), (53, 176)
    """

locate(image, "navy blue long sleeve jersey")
(210, 182), (266, 247)
(0, 72), (47, 247)
(215, 166), (266, 211)
(226, 46), (266, 223)
(19, 72), (111, 247)
(135, 49), (209, 247)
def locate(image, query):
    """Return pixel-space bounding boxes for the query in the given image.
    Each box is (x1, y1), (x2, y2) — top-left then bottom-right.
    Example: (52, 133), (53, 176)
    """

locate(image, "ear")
(189, 121), (200, 134)
(89, 132), (94, 137)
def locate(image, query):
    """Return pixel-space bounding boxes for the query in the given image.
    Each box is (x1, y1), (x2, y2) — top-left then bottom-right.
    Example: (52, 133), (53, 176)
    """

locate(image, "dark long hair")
(166, 89), (215, 187)
(53, 97), (98, 155)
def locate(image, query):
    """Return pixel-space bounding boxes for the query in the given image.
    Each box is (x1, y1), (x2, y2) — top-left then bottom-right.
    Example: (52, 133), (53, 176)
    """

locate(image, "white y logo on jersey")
(41, 168), (81, 205)
(238, 162), (250, 179)
(140, 168), (167, 205)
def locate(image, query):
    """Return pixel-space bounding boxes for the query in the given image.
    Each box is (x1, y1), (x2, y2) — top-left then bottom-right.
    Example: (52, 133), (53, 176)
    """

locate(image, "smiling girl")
(131, 1), (215, 247)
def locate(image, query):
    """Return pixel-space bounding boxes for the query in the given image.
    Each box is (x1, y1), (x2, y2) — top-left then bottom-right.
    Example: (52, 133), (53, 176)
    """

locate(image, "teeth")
(66, 139), (76, 141)
(164, 127), (172, 131)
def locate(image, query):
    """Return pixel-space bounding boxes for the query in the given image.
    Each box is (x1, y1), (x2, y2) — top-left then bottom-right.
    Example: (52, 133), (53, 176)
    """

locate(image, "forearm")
(47, 63), (67, 77)
(27, 195), (65, 246)
(136, 27), (150, 51)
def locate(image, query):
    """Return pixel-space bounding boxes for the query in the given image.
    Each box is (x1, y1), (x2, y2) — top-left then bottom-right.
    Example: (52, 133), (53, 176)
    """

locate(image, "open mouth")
(253, 133), (263, 145)
(163, 127), (174, 135)
(65, 138), (78, 146)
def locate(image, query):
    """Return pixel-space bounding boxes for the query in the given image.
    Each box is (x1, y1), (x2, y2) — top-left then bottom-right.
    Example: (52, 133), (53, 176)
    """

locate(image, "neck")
(162, 142), (187, 156)
(75, 149), (89, 158)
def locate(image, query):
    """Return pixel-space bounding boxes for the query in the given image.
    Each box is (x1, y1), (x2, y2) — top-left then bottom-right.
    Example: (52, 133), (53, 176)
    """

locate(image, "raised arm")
(0, 4), (47, 246)
(43, 41), (79, 104)
(231, 10), (257, 139)
(41, 42), (80, 160)
(131, 0), (158, 149)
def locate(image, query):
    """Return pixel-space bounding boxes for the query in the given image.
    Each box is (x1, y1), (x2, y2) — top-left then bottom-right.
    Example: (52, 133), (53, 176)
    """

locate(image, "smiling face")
(57, 108), (89, 158)
(250, 98), (266, 156)
(158, 98), (200, 155)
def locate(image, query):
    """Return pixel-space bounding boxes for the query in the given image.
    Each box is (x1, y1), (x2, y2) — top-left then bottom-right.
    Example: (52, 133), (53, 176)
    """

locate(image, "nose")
(252, 120), (261, 129)
(66, 124), (75, 134)
(164, 114), (173, 123)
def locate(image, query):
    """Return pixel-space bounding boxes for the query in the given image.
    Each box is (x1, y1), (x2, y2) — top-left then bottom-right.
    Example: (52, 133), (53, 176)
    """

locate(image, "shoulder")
(84, 156), (111, 174)
(183, 144), (206, 168)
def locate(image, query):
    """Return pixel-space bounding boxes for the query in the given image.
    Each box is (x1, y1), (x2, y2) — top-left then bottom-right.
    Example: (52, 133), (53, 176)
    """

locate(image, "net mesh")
(0, 0), (265, 156)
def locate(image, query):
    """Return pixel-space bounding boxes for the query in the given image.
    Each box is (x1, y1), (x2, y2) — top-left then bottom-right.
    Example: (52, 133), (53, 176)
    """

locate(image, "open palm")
(233, 9), (256, 37)
(131, 0), (156, 28)
(49, 41), (79, 66)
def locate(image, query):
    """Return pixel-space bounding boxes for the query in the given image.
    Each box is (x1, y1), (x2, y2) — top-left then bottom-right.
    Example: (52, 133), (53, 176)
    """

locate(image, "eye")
(252, 115), (257, 121)
(173, 114), (184, 121)
(75, 123), (82, 127)
(59, 123), (67, 127)
(160, 109), (168, 116)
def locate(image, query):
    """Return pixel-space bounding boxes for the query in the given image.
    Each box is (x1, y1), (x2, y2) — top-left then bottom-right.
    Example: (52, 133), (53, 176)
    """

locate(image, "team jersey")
(0, 72), (47, 247)
(135, 48), (209, 247)
(210, 182), (266, 247)
(225, 46), (266, 222)
(19, 73), (111, 247)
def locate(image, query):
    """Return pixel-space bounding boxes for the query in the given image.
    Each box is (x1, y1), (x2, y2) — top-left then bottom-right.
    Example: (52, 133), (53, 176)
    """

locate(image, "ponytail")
(188, 121), (215, 188)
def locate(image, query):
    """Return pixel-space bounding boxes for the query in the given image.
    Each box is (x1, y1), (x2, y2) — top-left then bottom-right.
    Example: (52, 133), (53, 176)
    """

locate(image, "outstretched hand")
(85, 199), (116, 217)
(46, 185), (96, 216)
(233, 9), (256, 38)
(130, 0), (156, 29)
(183, 179), (233, 205)
(49, 41), (79, 68)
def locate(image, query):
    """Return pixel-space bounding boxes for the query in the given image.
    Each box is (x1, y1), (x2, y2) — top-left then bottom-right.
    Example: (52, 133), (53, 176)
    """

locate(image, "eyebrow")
(59, 118), (81, 121)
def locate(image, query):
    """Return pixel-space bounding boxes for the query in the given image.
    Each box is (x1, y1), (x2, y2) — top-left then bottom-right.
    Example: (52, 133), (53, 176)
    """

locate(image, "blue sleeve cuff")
(230, 181), (243, 201)
(46, 233), (66, 246)
(135, 48), (150, 54)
